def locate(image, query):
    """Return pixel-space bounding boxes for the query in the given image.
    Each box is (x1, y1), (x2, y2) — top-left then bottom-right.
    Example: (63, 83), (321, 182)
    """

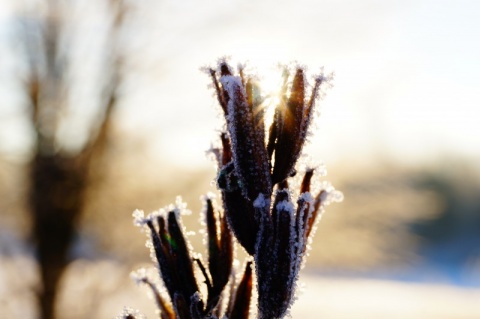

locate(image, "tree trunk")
(30, 154), (88, 319)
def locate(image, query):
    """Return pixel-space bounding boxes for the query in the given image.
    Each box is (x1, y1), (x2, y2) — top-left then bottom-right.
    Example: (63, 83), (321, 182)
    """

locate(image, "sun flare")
(255, 67), (284, 130)
(227, 45), (290, 108)
(259, 68), (283, 105)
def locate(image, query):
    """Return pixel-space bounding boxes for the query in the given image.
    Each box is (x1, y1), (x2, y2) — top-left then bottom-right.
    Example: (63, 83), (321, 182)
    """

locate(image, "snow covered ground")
(291, 274), (480, 319)
(2, 257), (479, 319)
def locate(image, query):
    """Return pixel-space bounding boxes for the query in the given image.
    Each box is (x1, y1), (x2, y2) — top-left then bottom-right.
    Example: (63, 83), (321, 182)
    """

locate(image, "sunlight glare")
(227, 45), (290, 111)
(252, 66), (284, 134)
(258, 66), (283, 113)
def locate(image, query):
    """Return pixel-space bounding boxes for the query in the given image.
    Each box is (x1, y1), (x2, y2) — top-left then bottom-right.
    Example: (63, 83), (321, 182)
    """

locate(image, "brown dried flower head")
(127, 60), (341, 319)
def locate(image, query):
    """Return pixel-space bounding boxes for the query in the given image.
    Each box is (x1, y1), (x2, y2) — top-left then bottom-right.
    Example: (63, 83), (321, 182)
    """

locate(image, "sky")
(1, 0), (480, 169)
(118, 0), (480, 169)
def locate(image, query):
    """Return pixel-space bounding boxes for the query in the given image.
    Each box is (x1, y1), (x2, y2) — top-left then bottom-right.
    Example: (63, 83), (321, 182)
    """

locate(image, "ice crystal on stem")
(124, 60), (341, 319)
(116, 307), (146, 319)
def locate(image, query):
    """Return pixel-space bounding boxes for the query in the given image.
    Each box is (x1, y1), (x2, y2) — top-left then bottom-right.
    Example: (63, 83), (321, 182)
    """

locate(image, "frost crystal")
(253, 193), (268, 208)
(132, 209), (146, 227)
(219, 75), (243, 97)
(130, 267), (156, 285)
(133, 209), (162, 233)
(275, 200), (295, 214)
(115, 307), (146, 319)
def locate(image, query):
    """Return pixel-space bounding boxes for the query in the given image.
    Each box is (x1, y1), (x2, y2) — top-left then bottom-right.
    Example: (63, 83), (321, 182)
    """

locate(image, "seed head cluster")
(122, 60), (341, 319)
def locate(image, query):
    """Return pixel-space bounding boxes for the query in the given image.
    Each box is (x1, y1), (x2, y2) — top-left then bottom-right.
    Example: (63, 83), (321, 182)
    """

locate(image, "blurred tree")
(16, 1), (127, 318)
(411, 164), (480, 269)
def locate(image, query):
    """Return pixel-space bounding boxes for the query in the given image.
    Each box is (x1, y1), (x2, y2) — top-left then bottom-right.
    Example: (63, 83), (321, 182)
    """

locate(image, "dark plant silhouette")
(123, 60), (341, 319)
(17, 1), (126, 318)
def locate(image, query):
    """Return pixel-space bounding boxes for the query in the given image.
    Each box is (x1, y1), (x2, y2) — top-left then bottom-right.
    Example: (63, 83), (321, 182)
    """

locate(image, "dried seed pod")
(271, 68), (305, 185)
(205, 198), (233, 311)
(228, 262), (253, 319)
(166, 211), (200, 302)
(145, 211), (202, 316)
(147, 218), (176, 299)
(220, 69), (272, 200)
(270, 69), (326, 186)
(256, 191), (296, 319)
(221, 181), (258, 255)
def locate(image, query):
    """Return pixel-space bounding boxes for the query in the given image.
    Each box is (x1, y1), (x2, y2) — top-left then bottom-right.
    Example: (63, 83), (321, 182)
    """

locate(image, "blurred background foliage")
(82, 153), (480, 279)
(5, 149), (480, 273)
(1, 0), (480, 318)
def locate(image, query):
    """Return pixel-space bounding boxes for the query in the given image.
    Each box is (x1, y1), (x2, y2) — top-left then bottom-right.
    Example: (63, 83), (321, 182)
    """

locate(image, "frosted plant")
(124, 60), (341, 319)
(130, 200), (252, 319)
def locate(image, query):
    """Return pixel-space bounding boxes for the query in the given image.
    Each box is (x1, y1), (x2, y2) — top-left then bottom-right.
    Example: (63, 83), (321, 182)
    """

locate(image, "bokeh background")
(1, 0), (480, 318)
